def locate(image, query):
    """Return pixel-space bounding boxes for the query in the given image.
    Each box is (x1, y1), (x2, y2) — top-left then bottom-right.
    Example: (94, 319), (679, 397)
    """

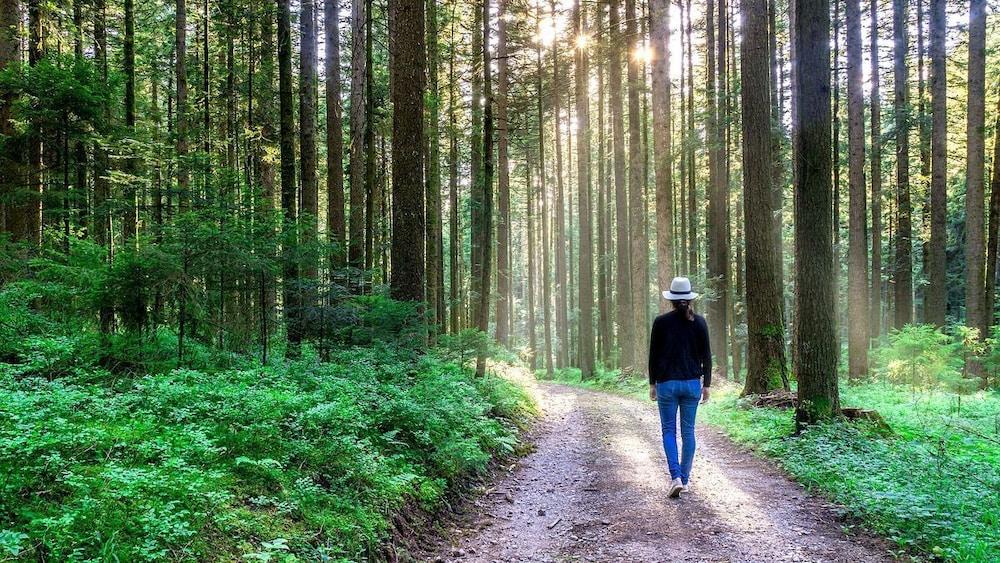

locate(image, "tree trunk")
(985, 95), (1000, 339)
(891, 0), (912, 327)
(389, 0), (425, 303)
(925, 0), (946, 326)
(326, 0), (346, 268)
(495, 0), (511, 346)
(609, 0), (631, 371)
(527, 154), (537, 369)
(626, 0), (649, 376)
(916, 0), (929, 321)
(363, 0), (377, 276)
(348, 0), (366, 269)
(536, 6), (554, 375)
(469, 0), (485, 328)
(846, 0), (868, 380)
(869, 0), (882, 342)
(449, 9), (461, 332)
(651, 0), (673, 317)
(300, 0), (319, 308)
(793, 0), (839, 426)
(740, 0), (788, 395)
(474, 0), (494, 377)
(965, 0), (986, 379)
(123, 0), (137, 245)
(426, 0), (444, 335)
(574, 0), (594, 379)
(277, 0), (300, 350)
(706, 0), (729, 381)
(596, 23), (611, 365)
(685, 0), (697, 276)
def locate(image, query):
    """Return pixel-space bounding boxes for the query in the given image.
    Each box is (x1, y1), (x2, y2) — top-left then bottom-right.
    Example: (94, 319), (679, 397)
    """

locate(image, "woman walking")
(647, 276), (712, 498)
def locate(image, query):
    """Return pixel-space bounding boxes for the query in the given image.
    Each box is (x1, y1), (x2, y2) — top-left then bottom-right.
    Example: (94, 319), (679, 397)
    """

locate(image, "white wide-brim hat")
(662, 276), (699, 300)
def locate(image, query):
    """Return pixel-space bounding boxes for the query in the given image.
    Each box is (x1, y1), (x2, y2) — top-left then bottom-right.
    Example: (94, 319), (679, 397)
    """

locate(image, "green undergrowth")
(0, 339), (534, 561)
(701, 384), (1000, 562)
(542, 367), (1000, 561)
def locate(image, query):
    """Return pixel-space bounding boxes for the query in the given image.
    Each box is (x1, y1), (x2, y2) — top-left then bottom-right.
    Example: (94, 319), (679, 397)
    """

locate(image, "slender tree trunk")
(793, 0), (839, 425)
(123, 0), (137, 245)
(574, 0), (594, 379)
(474, 0), (494, 377)
(740, 0), (788, 395)
(869, 0), (882, 342)
(965, 0), (986, 379)
(300, 0), (319, 310)
(348, 0), (366, 269)
(536, 7), (554, 375)
(706, 0), (730, 380)
(326, 0), (346, 268)
(626, 0), (649, 376)
(985, 95), (1000, 338)
(846, 0), (868, 380)
(685, 0), (697, 275)
(916, 0), (929, 320)
(597, 24), (611, 365)
(495, 0), (511, 346)
(278, 0), (300, 351)
(609, 0), (631, 371)
(550, 3), (569, 369)
(389, 0), (425, 302)
(469, 0), (485, 327)
(449, 9), (461, 332)
(651, 0), (673, 316)
(363, 0), (377, 276)
(527, 154), (537, 369)
(891, 0), (912, 327)
(925, 0), (945, 326)
(426, 0), (444, 335)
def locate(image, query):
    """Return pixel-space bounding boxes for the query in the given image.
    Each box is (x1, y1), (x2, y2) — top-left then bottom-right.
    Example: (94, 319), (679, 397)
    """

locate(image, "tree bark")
(650, 0), (673, 316)
(448, 9), (461, 332)
(300, 0), (320, 306)
(869, 0), (882, 342)
(536, 5), (554, 375)
(426, 0), (444, 334)
(626, 0), (649, 376)
(574, 0), (594, 379)
(495, 0), (511, 346)
(964, 0), (986, 347)
(793, 0), (839, 425)
(474, 0), (494, 377)
(891, 0), (912, 327)
(985, 95), (1000, 339)
(348, 0), (366, 268)
(740, 0), (788, 395)
(925, 0), (946, 326)
(706, 0), (730, 381)
(609, 0), (632, 371)
(278, 0), (300, 350)
(326, 0), (346, 268)
(846, 0), (868, 380)
(389, 0), (426, 303)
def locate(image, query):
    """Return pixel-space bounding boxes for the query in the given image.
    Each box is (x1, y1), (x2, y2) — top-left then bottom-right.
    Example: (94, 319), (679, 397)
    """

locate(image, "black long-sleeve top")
(647, 310), (712, 387)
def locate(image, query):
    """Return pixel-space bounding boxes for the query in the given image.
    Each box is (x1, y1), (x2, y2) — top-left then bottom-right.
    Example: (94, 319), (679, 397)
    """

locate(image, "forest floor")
(416, 374), (896, 563)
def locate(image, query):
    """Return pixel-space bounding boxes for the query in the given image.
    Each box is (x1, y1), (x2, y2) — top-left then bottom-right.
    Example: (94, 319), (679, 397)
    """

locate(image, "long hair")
(671, 300), (696, 321)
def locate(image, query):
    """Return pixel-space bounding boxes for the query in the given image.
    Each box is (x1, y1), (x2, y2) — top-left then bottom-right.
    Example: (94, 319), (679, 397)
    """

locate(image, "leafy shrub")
(0, 346), (533, 560)
(872, 324), (975, 393)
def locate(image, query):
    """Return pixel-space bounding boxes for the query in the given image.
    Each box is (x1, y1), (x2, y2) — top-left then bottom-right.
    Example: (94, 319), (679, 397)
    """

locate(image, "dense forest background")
(3, 0), (1000, 394)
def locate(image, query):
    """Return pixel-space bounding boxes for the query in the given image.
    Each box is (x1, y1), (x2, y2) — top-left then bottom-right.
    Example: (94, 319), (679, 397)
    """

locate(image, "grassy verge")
(540, 368), (1000, 562)
(0, 341), (535, 561)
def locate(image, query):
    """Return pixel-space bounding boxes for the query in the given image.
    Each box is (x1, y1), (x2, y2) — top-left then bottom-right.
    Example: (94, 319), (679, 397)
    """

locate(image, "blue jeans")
(656, 379), (701, 484)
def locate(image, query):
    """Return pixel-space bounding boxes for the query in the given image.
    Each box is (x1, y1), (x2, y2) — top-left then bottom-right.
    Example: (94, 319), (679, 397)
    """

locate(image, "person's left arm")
(648, 318), (660, 401)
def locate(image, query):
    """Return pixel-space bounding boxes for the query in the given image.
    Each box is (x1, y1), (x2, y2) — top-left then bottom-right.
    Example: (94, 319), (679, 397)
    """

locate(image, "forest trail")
(419, 377), (894, 563)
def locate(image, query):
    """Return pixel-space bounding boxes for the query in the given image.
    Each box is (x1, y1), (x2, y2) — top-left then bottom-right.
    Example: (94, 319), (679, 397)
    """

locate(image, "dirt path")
(418, 380), (894, 563)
